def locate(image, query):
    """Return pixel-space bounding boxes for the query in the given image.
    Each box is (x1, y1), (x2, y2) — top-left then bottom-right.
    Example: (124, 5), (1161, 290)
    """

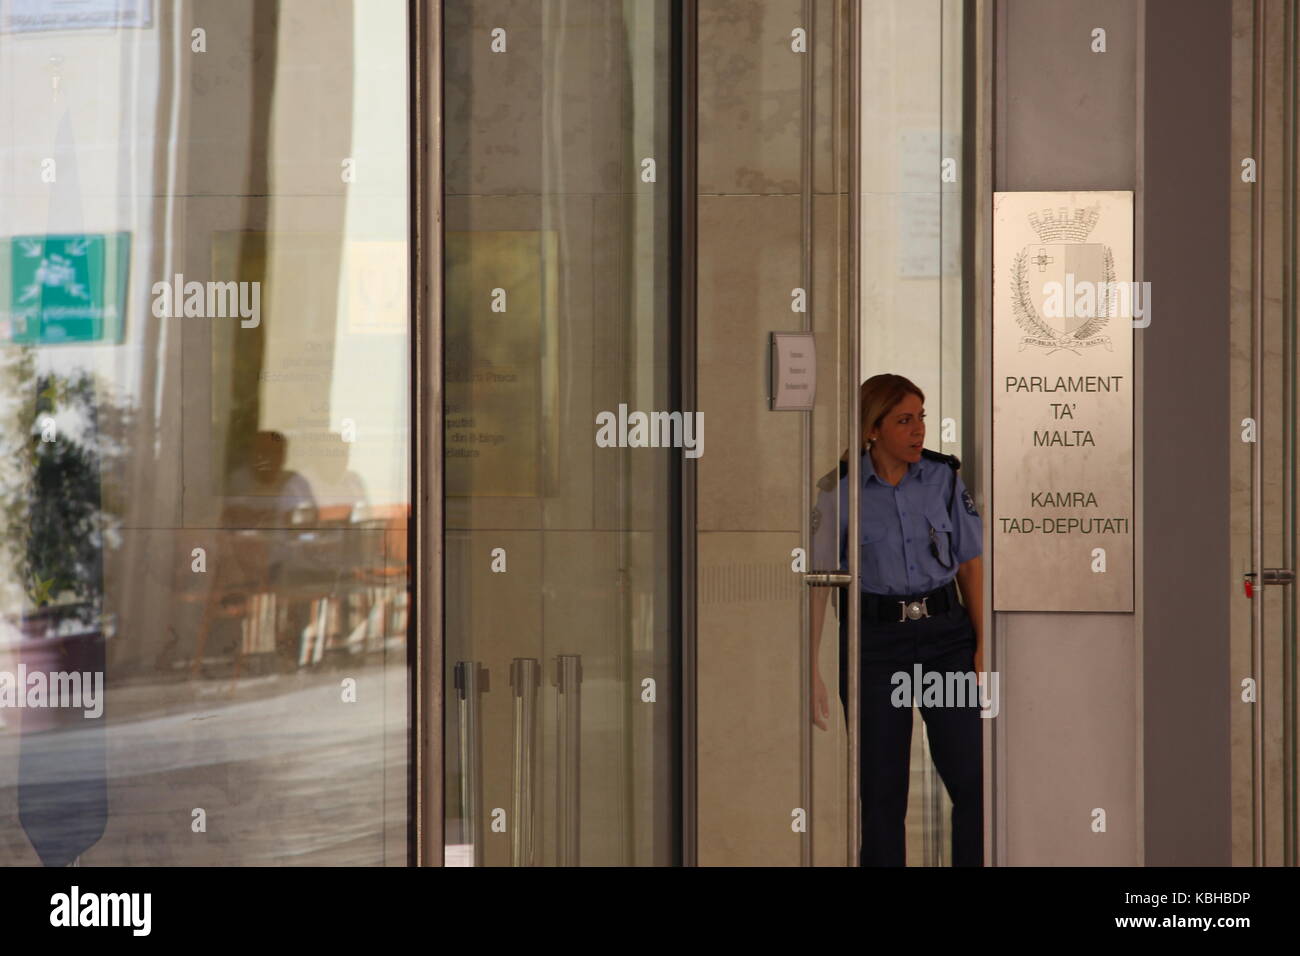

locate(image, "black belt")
(861, 580), (958, 624)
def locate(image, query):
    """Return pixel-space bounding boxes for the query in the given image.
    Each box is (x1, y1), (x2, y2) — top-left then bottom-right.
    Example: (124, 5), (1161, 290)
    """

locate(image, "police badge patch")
(961, 488), (979, 517)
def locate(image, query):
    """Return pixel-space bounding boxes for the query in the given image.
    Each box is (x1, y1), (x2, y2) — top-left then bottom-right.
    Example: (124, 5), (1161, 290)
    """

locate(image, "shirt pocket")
(859, 519), (891, 590)
(861, 519), (887, 545)
(925, 507), (955, 568)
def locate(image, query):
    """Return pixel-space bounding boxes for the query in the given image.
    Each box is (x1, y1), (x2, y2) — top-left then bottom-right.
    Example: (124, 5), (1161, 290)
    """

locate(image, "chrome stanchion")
(510, 658), (541, 866)
(554, 654), (583, 866)
(454, 661), (486, 863)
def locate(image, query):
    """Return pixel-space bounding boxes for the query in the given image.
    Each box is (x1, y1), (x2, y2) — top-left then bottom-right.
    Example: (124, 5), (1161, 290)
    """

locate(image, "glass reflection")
(0, 0), (410, 865)
(441, 0), (679, 866)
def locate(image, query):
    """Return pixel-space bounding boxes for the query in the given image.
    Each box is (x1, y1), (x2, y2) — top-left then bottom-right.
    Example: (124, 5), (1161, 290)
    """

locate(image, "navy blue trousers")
(838, 593), (984, 867)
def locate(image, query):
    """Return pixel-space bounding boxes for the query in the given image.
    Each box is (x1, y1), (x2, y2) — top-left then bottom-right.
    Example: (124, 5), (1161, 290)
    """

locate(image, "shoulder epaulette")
(921, 448), (961, 470)
(816, 458), (848, 492)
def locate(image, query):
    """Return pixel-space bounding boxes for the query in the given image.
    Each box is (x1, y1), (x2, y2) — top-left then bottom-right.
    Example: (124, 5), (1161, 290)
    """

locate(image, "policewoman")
(810, 373), (984, 867)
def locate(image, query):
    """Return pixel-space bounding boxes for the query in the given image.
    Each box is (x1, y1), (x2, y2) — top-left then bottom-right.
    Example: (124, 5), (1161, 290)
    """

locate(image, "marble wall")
(994, 0), (1142, 866)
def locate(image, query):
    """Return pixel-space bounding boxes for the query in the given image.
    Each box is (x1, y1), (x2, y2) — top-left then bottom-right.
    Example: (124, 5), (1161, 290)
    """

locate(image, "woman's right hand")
(812, 671), (830, 730)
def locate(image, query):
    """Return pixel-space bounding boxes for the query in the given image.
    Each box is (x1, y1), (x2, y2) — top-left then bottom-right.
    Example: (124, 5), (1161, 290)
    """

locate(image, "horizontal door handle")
(1242, 572), (1294, 595)
(804, 572), (852, 587)
(1243, 569), (1295, 597)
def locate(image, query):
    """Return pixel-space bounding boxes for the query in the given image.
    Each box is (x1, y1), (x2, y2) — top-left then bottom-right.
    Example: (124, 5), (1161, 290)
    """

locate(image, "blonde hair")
(860, 374), (925, 452)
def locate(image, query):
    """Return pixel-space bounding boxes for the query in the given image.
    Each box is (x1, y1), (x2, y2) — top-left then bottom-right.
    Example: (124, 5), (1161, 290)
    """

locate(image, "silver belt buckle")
(897, 598), (930, 622)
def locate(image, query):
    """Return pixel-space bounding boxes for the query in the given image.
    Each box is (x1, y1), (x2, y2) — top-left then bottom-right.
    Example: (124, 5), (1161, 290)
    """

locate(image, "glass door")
(680, 0), (971, 868)
(439, 0), (971, 867)
(1235, 0), (1300, 867)
(856, 0), (970, 866)
(0, 0), (413, 866)
(686, 0), (856, 867)
(441, 0), (680, 866)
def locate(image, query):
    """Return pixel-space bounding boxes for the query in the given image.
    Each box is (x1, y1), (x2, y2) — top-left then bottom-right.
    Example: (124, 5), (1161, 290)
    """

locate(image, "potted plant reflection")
(1, 359), (129, 866)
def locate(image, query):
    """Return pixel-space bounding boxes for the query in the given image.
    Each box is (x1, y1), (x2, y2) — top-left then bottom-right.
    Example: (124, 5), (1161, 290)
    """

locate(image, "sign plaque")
(769, 332), (817, 411)
(992, 191), (1134, 612)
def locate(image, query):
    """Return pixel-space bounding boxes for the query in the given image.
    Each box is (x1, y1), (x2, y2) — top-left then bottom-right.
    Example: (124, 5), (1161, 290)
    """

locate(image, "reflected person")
(224, 430), (317, 528)
(810, 374), (985, 866)
(223, 431), (318, 670)
(310, 431), (369, 523)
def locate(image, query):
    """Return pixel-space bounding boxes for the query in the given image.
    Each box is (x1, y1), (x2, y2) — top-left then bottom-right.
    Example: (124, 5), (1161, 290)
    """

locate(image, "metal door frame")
(413, 0), (441, 867)
(413, 0), (878, 869)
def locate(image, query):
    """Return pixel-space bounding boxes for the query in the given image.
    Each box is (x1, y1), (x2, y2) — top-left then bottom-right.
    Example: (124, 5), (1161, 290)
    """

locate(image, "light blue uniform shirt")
(811, 450), (983, 596)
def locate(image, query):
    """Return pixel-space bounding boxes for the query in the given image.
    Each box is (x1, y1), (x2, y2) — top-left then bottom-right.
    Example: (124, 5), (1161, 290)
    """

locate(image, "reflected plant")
(0, 352), (134, 626)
